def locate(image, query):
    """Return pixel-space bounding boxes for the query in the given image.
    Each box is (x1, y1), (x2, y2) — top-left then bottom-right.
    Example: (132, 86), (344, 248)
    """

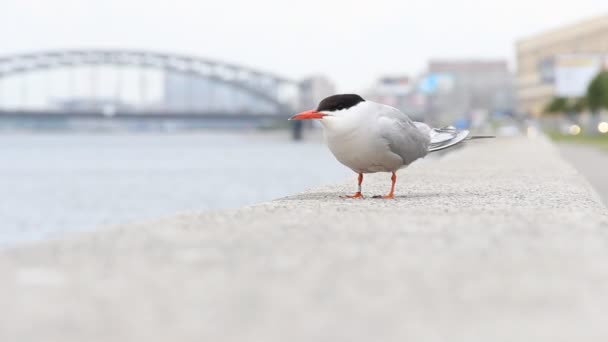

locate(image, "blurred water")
(0, 132), (351, 247)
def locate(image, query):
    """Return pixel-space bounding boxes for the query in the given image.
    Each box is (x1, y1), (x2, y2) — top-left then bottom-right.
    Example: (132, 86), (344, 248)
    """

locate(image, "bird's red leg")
(374, 172), (396, 199)
(341, 173), (364, 198)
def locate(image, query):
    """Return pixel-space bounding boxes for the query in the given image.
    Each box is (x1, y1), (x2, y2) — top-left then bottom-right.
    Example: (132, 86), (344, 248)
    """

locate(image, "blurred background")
(1, 0), (607, 246)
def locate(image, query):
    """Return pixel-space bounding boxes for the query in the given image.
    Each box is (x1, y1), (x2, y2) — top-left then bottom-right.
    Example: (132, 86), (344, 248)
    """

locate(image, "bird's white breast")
(321, 102), (405, 173)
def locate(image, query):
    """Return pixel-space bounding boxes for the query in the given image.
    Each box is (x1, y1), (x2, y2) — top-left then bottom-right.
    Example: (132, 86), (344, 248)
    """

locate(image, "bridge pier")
(291, 120), (303, 141)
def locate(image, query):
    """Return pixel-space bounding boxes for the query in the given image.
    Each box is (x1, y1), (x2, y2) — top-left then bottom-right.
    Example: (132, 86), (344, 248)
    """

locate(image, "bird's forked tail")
(415, 123), (494, 152)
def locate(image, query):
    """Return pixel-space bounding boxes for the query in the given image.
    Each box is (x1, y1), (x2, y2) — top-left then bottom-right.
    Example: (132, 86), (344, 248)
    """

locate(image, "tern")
(290, 94), (493, 199)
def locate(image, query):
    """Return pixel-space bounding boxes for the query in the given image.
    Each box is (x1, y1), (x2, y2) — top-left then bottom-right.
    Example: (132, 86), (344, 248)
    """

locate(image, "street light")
(568, 124), (581, 135)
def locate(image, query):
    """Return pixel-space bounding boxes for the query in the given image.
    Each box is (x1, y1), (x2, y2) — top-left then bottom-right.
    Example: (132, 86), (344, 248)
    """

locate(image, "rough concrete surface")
(1, 136), (608, 342)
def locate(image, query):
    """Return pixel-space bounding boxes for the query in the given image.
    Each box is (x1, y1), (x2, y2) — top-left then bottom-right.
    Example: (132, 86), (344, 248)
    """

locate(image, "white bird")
(290, 94), (492, 199)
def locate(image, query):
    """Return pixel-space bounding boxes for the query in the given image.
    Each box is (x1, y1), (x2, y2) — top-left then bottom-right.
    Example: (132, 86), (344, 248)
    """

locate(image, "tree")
(572, 96), (587, 113)
(544, 97), (568, 114)
(544, 97), (587, 115)
(587, 70), (608, 112)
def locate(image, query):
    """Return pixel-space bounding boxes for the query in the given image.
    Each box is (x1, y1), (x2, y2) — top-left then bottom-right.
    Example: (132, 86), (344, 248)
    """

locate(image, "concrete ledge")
(1, 137), (608, 341)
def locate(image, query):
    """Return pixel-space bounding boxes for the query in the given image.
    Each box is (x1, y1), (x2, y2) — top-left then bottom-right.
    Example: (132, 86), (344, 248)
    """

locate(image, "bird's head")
(289, 94), (365, 121)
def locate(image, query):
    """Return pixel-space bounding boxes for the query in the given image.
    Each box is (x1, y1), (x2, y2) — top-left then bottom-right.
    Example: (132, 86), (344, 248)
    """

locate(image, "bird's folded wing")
(377, 109), (431, 165)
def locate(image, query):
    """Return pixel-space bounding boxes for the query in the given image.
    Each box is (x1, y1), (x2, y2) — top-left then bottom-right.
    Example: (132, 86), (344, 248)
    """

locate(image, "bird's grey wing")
(376, 105), (431, 165)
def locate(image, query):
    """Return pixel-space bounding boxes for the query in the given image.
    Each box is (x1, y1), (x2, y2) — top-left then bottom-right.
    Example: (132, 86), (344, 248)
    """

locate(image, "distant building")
(298, 76), (336, 109)
(367, 76), (426, 120)
(54, 97), (135, 114)
(163, 73), (276, 113)
(516, 14), (608, 116)
(423, 60), (514, 125)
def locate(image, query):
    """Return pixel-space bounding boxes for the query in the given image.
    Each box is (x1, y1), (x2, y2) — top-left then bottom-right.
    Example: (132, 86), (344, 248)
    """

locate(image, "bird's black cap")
(316, 94), (365, 112)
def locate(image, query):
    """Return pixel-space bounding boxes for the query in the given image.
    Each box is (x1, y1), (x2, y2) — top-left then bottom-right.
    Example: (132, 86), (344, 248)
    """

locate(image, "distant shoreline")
(0, 127), (326, 142)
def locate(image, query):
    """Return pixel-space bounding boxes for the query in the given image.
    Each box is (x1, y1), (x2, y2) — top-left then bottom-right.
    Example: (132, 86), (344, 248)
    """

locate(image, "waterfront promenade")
(558, 142), (608, 205)
(1, 136), (607, 341)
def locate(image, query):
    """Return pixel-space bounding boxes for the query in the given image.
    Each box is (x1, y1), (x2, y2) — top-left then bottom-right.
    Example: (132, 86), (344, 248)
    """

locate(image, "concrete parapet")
(1, 136), (607, 341)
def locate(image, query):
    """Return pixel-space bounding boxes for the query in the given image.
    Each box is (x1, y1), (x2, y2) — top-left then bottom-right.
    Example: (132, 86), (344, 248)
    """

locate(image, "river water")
(0, 132), (351, 247)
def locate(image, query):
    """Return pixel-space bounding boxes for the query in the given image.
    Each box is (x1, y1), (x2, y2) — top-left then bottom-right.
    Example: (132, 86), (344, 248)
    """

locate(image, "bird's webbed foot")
(372, 194), (395, 199)
(340, 192), (364, 199)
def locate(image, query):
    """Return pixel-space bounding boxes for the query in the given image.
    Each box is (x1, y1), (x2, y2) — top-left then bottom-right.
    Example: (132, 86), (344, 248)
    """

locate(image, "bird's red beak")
(289, 110), (326, 120)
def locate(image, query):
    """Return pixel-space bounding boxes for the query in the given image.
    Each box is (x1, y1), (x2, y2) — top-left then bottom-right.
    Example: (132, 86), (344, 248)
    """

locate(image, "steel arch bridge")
(0, 49), (300, 116)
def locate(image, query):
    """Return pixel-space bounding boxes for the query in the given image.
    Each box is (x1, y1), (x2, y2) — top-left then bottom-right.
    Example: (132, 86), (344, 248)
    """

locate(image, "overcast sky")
(0, 0), (606, 91)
